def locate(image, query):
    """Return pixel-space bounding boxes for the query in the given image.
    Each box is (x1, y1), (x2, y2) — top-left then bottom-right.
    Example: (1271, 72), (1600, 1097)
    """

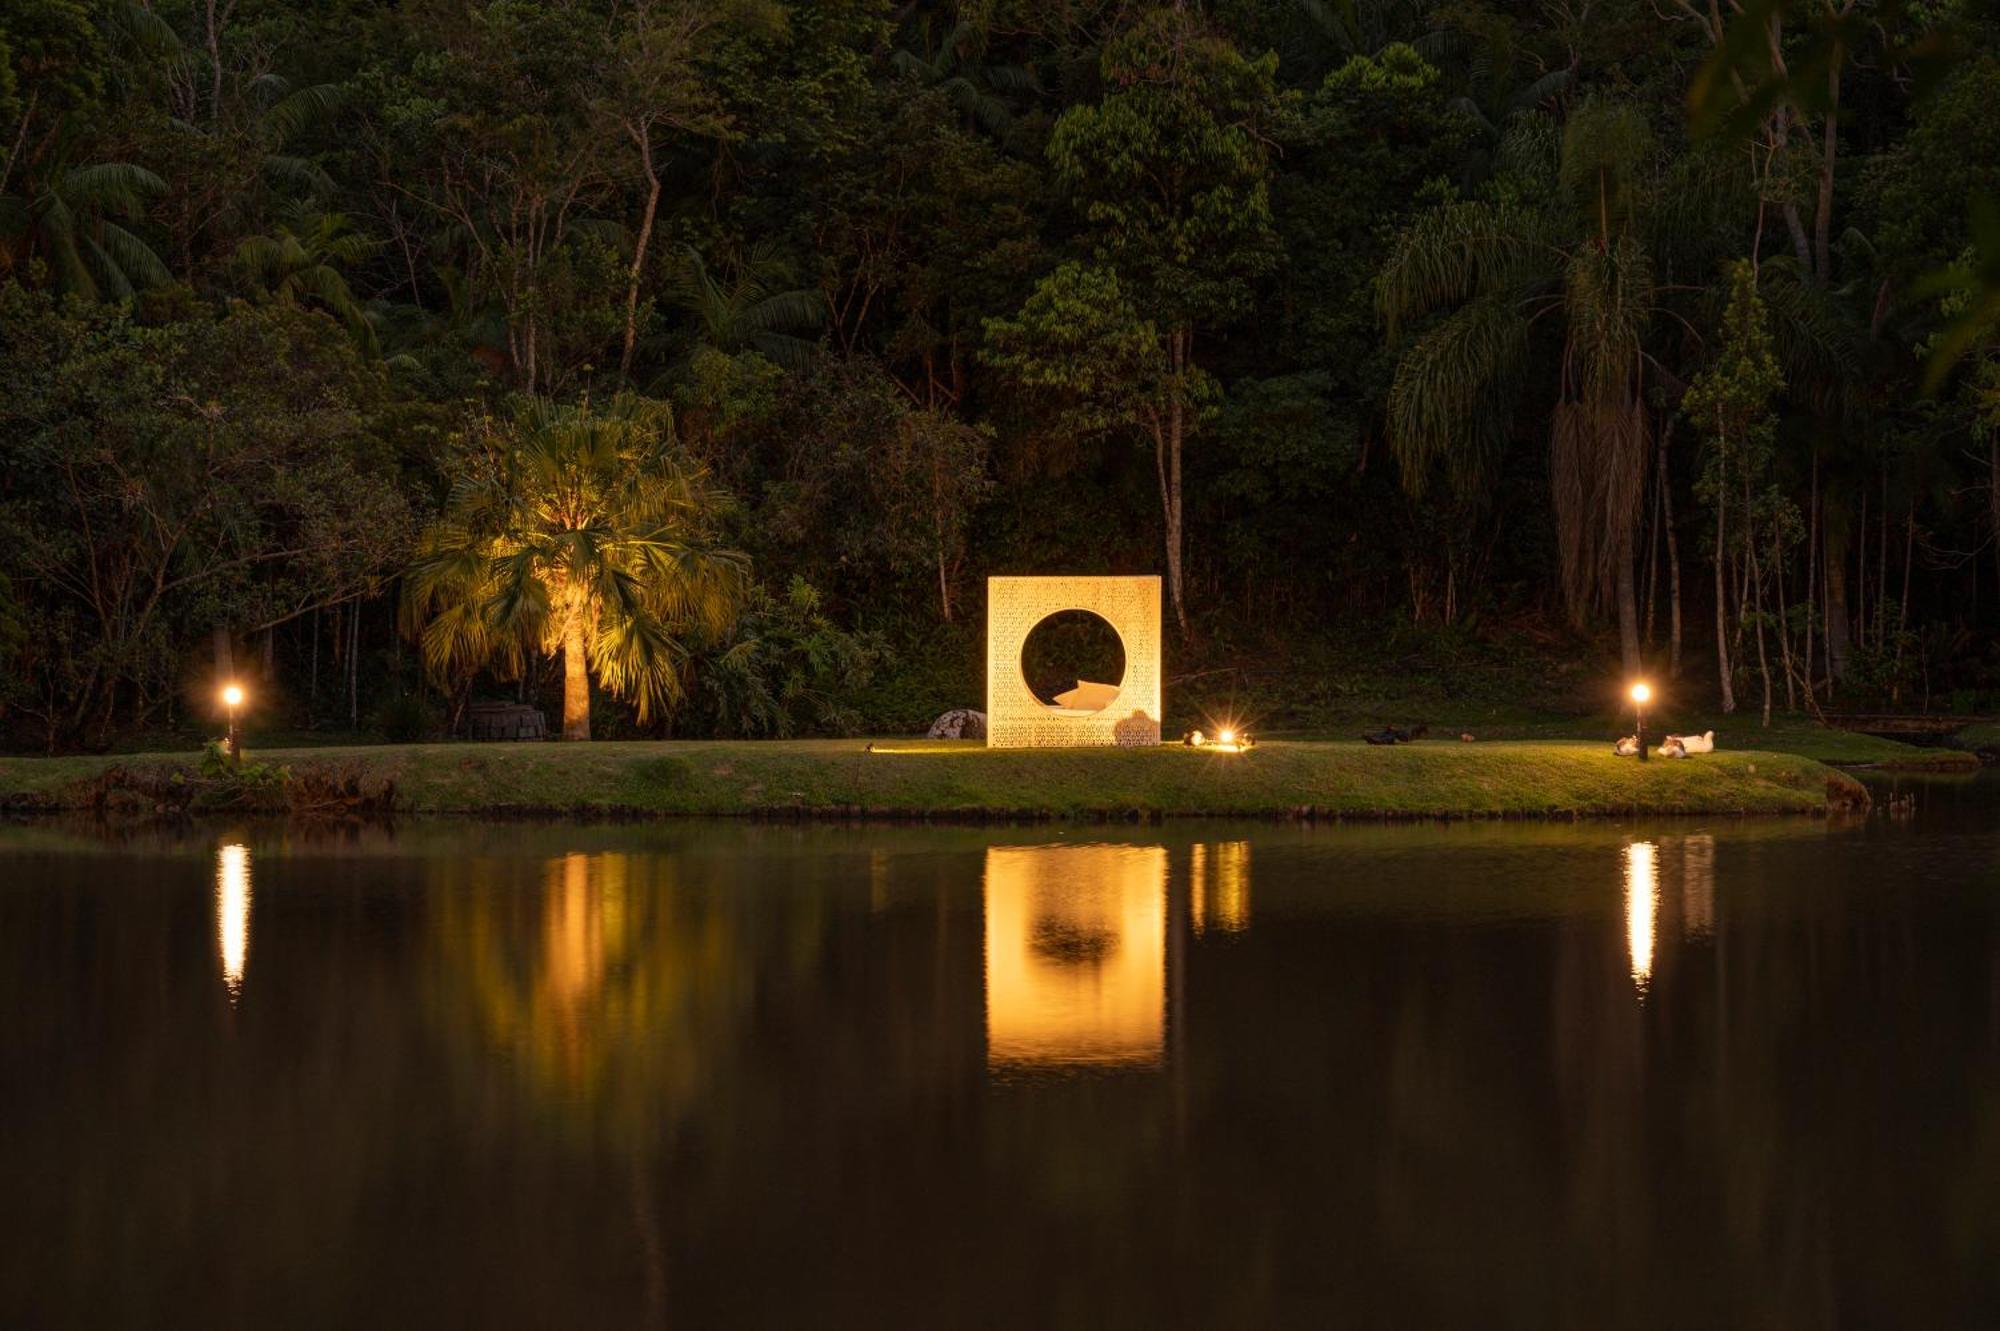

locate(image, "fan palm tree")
(1378, 101), (1692, 674)
(402, 395), (749, 740)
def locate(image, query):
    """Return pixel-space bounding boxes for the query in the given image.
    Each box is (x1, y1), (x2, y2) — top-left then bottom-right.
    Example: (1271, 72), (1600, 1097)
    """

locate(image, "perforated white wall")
(985, 575), (1161, 748)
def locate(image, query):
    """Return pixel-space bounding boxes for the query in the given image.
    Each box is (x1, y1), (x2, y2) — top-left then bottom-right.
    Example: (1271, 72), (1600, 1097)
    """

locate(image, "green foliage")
(371, 692), (440, 743)
(0, 285), (413, 747)
(1048, 5), (1281, 326)
(8, 0), (2000, 748)
(687, 577), (889, 738)
(1687, 261), (1783, 427)
(198, 737), (286, 789)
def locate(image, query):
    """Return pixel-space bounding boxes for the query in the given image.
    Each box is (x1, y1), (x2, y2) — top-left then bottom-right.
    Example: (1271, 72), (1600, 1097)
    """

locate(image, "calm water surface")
(4, 777), (1998, 1327)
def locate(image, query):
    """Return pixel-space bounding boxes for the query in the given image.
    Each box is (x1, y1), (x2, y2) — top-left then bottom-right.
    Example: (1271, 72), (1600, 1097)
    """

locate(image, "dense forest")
(3, 0), (1999, 750)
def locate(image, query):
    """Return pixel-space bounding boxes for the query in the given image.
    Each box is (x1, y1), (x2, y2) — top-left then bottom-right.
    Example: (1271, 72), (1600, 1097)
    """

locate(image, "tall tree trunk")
(1659, 420), (1683, 679)
(1802, 451), (1818, 702)
(1815, 64), (1840, 283)
(1715, 446), (1735, 713)
(1773, 524), (1795, 712)
(1158, 328), (1190, 637)
(1855, 485), (1868, 652)
(1644, 445), (1662, 649)
(348, 604), (360, 730)
(1877, 467), (1889, 644)
(1991, 435), (2000, 597)
(309, 606), (319, 721)
(1744, 494), (1773, 724)
(563, 613), (591, 741)
(213, 625), (234, 684)
(1824, 536), (1852, 685)
(1617, 531), (1641, 680)
(620, 122), (661, 381)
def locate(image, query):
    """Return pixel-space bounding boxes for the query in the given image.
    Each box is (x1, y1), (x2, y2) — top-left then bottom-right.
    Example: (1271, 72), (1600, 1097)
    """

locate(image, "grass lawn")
(1285, 711), (1981, 770)
(0, 738), (1872, 820)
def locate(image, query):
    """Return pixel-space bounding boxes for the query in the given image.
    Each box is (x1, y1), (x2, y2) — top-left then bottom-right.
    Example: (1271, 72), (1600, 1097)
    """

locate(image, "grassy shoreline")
(0, 738), (1880, 820)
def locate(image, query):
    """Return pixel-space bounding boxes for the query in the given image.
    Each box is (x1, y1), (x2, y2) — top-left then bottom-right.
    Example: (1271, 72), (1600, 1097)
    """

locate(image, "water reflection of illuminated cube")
(983, 844), (1166, 1069)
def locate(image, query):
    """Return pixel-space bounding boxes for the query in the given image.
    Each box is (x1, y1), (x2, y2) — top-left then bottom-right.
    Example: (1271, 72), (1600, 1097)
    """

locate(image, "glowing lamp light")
(220, 681), (246, 762)
(1217, 728), (1237, 747)
(1627, 681), (1652, 762)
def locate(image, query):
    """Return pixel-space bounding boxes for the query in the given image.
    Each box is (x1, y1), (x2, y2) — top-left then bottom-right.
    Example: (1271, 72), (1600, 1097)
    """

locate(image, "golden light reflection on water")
(1191, 841), (1251, 935)
(216, 843), (251, 1001)
(539, 852), (630, 1082)
(1625, 841), (1658, 996)
(984, 844), (1166, 1070)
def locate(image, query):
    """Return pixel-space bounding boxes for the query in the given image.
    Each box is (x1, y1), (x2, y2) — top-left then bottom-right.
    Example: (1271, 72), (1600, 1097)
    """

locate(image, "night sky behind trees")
(3, 0), (1999, 748)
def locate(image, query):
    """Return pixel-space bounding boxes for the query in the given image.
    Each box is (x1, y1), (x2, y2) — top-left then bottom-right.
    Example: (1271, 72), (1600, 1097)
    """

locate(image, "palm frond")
(262, 84), (346, 144)
(62, 162), (166, 217)
(1384, 293), (1533, 496)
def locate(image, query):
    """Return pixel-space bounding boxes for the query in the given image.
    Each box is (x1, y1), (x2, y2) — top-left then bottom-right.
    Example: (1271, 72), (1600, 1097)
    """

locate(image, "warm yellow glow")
(1625, 841), (1658, 994)
(1191, 841), (1251, 936)
(222, 683), (245, 708)
(1217, 727), (1237, 746)
(987, 576), (1162, 748)
(1629, 681), (1652, 704)
(216, 843), (251, 1001)
(984, 844), (1166, 1069)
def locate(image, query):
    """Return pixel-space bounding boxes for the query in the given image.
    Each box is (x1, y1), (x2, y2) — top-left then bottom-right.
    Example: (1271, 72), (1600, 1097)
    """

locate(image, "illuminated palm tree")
(403, 394), (748, 740)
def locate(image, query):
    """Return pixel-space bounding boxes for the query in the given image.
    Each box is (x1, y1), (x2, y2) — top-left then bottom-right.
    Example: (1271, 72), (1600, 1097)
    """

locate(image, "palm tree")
(1378, 101), (1692, 675)
(233, 206), (381, 347)
(890, 8), (1041, 144)
(0, 155), (170, 299)
(664, 242), (825, 371)
(402, 395), (748, 740)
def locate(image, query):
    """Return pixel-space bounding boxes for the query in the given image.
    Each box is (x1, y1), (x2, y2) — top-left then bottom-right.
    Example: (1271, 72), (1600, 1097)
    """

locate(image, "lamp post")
(222, 683), (244, 764)
(1629, 682), (1651, 763)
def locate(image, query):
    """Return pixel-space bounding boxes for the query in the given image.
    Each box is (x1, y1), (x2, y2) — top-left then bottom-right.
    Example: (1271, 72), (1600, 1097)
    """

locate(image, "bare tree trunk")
(1855, 484), (1868, 652)
(619, 122), (661, 381)
(1825, 536), (1851, 686)
(204, 0), (228, 122)
(1617, 532), (1641, 680)
(1991, 435), (2000, 597)
(1644, 450), (1662, 649)
(1877, 467), (1889, 645)
(348, 603), (360, 730)
(1895, 502), (1915, 689)
(1159, 328), (1190, 637)
(213, 625), (234, 683)
(562, 613), (591, 741)
(310, 606), (319, 721)
(1774, 526), (1795, 712)
(1659, 420), (1683, 679)
(1715, 442), (1735, 713)
(1802, 451), (1818, 702)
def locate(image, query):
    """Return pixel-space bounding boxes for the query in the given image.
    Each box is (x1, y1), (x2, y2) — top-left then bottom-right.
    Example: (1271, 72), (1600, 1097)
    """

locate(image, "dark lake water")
(4, 777), (1998, 1328)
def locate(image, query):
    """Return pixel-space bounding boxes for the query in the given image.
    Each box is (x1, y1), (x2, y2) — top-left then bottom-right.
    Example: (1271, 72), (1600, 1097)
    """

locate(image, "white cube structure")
(986, 575), (1161, 748)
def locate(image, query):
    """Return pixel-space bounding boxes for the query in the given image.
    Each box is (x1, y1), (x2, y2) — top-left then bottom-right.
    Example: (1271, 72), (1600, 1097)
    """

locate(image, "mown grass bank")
(0, 739), (1871, 820)
(1294, 714), (1982, 770)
